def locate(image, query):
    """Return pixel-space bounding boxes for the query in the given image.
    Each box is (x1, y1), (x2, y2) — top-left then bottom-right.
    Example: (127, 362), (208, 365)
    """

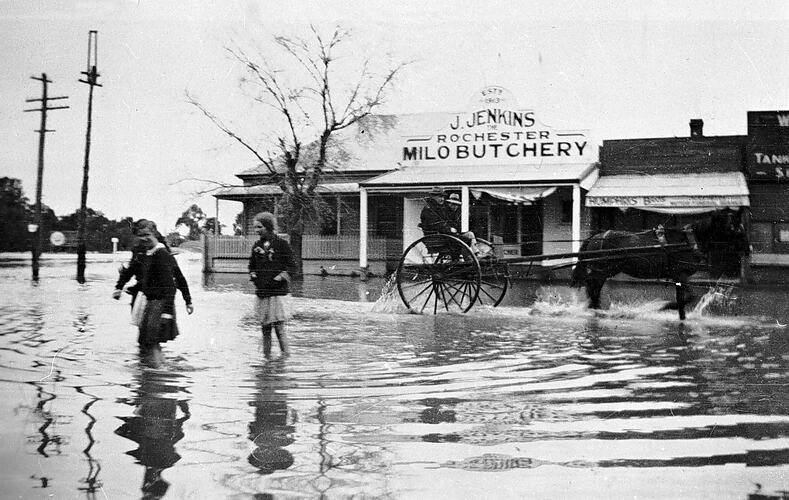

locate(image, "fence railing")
(204, 234), (403, 270)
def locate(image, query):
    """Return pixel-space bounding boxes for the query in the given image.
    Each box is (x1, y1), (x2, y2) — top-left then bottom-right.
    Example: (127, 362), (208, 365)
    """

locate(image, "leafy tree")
(188, 26), (409, 272)
(175, 204), (206, 240)
(165, 232), (184, 247)
(115, 217), (137, 250)
(0, 177), (31, 251)
(58, 208), (117, 252)
(233, 211), (245, 236)
(203, 217), (222, 235)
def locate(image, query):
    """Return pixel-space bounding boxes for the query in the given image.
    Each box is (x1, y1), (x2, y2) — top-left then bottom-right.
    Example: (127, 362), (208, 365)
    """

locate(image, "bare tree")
(187, 26), (409, 272)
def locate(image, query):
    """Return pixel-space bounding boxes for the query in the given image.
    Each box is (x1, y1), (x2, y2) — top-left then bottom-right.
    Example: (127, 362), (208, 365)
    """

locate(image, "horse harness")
(654, 224), (705, 262)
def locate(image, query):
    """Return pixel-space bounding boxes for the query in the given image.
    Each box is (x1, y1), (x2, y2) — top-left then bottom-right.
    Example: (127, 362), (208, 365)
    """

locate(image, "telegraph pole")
(24, 74), (68, 281)
(77, 30), (101, 283)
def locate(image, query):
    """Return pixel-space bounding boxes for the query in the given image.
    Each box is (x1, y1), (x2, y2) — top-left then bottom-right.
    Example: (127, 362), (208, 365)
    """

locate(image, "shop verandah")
(205, 182), (595, 277)
(204, 186), (404, 275)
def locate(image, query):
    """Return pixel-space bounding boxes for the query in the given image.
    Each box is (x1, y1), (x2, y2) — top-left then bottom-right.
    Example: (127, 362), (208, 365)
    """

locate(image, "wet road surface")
(0, 252), (787, 499)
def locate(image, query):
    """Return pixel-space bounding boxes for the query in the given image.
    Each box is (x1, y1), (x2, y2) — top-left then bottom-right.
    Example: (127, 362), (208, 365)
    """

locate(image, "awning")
(471, 186), (557, 204)
(214, 182), (359, 200)
(585, 173), (750, 214)
(361, 163), (596, 192)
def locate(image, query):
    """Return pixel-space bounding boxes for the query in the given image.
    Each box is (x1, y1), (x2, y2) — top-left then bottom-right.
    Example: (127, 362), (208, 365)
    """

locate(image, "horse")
(571, 210), (750, 320)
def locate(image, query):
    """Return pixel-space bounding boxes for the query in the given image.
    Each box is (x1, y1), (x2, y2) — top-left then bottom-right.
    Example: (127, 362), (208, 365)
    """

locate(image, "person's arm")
(171, 255), (194, 314)
(113, 254), (139, 298)
(249, 245), (258, 280)
(421, 204), (452, 234)
(274, 239), (296, 282)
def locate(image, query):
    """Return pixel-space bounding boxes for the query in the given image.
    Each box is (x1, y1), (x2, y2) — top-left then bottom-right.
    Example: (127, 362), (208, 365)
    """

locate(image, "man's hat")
(446, 193), (461, 205)
(429, 186), (445, 197)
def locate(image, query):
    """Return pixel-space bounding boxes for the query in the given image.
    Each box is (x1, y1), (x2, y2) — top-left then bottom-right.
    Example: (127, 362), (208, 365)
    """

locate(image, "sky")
(1, 0), (788, 233)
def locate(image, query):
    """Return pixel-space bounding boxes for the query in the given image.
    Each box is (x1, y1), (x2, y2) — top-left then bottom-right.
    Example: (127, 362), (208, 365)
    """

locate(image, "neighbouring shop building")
(587, 118), (750, 230)
(746, 111), (789, 276)
(586, 112), (789, 283)
(209, 86), (598, 276)
(585, 113), (789, 283)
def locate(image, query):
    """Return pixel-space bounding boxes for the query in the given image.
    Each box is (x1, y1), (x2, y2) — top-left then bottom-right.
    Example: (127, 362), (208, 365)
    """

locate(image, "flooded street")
(1, 252), (787, 499)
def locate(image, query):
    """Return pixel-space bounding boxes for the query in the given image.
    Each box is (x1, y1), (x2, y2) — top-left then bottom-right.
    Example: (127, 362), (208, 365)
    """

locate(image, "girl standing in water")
(248, 212), (296, 357)
(135, 221), (194, 363)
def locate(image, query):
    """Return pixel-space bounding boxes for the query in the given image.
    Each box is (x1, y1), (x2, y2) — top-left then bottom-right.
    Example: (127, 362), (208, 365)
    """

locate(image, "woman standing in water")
(248, 212), (295, 357)
(135, 221), (194, 363)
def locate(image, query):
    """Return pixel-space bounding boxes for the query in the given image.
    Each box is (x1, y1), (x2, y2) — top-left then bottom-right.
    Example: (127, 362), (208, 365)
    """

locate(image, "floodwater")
(1, 252), (787, 499)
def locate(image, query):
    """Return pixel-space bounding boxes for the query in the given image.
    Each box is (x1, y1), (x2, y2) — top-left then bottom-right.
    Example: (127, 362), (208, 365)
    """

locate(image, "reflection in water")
(76, 387), (103, 497)
(2, 257), (789, 499)
(247, 358), (294, 475)
(115, 363), (190, 499)
(202, 272), (388, 303)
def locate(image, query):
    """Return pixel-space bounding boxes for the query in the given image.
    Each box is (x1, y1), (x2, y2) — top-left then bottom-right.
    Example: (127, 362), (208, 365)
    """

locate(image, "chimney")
(689, 118), (704, 137)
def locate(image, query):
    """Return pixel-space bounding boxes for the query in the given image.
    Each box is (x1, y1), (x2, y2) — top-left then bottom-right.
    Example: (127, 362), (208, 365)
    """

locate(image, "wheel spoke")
(403, 281), (434, 304)
(419, 284), (436, 314)
(442, 280), (466, 309)
(436, 282), (452, 312)
(399, 278), (434, 290)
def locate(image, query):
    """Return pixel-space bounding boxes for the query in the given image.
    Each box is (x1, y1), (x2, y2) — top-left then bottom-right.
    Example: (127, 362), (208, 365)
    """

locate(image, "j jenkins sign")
(401, 86), (592, 166)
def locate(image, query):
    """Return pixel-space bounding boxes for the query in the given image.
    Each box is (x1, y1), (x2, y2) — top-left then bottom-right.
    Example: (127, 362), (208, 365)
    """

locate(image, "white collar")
(146, 242), (166, 256)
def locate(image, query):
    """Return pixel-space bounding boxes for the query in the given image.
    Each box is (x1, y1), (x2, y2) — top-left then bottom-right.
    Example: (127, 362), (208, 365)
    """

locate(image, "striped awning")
(471, 186), (557, 204)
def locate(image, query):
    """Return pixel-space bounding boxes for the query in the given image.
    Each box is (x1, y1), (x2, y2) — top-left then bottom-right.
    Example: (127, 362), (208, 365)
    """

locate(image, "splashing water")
(529, 286), (589, 316)
(692, 284), (735, 315)
(371, 273), (409, 313)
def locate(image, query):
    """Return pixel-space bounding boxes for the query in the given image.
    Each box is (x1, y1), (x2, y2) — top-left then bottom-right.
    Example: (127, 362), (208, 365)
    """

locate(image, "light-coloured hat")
(446, 193), (461, 205)
(429, 186), (445, 197)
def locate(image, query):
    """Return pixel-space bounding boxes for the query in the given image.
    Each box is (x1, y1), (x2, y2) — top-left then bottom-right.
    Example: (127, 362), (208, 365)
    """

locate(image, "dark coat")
(419, 198), (455, 235)
(140, 246), (183, 315)
(249, 236), (296, 298)
(116, 243), (191, 307)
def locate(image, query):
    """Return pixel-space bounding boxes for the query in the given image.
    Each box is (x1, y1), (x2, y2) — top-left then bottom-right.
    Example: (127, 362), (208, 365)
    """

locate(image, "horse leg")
(585, 278), (605, 309)
(675, 281), (686, 321)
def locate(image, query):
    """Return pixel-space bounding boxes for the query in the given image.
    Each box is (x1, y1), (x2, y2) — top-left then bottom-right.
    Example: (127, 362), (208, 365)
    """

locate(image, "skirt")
(255, 295), (290, 325)
(138, 298), (179, 346)
(130, 293), (147, 326)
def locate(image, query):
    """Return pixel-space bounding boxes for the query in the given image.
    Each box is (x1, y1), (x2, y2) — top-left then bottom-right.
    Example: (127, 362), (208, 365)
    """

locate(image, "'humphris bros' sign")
(401, 86), (592, 166)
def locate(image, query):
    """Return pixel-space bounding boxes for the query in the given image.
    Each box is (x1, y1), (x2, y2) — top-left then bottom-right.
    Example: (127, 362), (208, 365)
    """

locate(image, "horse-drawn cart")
(395, 233), (691, 316)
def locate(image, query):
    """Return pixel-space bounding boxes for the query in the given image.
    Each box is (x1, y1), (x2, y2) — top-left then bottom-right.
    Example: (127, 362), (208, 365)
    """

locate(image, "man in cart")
(420, 188), (485, 255)
(419, 187), (453, 235)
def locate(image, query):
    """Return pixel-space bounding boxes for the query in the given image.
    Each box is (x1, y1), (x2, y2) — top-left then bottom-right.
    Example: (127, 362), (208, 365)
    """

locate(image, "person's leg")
(140, 343), (163, 368)
(273, 321), (289, 355)
(262, 323), (273, 357)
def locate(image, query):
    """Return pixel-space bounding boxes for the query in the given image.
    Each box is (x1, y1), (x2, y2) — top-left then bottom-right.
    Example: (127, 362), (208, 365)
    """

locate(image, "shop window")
(776, 223), (789, 253)
(561, 199), (573, 223)
(778, 223), (789, 243)
(372, 196), (402, 238)
(751, 221), (789, 254)
(470, 204), (489, 240)
(319, 197), (338, 235)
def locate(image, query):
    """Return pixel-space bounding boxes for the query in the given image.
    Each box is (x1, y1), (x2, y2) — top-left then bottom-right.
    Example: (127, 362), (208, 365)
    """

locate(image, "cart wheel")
(477, 260), (509, 307)
(396, 234), (481, 314)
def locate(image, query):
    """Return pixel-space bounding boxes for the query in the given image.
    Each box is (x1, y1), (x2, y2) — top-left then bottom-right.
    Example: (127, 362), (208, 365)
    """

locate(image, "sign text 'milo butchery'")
(401, 107), (591, 165)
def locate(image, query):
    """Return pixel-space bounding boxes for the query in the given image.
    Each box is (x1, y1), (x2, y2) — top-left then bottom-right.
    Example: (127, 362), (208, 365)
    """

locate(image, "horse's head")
(714, 209), (750, 256)
(685, 210), (750, 267)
